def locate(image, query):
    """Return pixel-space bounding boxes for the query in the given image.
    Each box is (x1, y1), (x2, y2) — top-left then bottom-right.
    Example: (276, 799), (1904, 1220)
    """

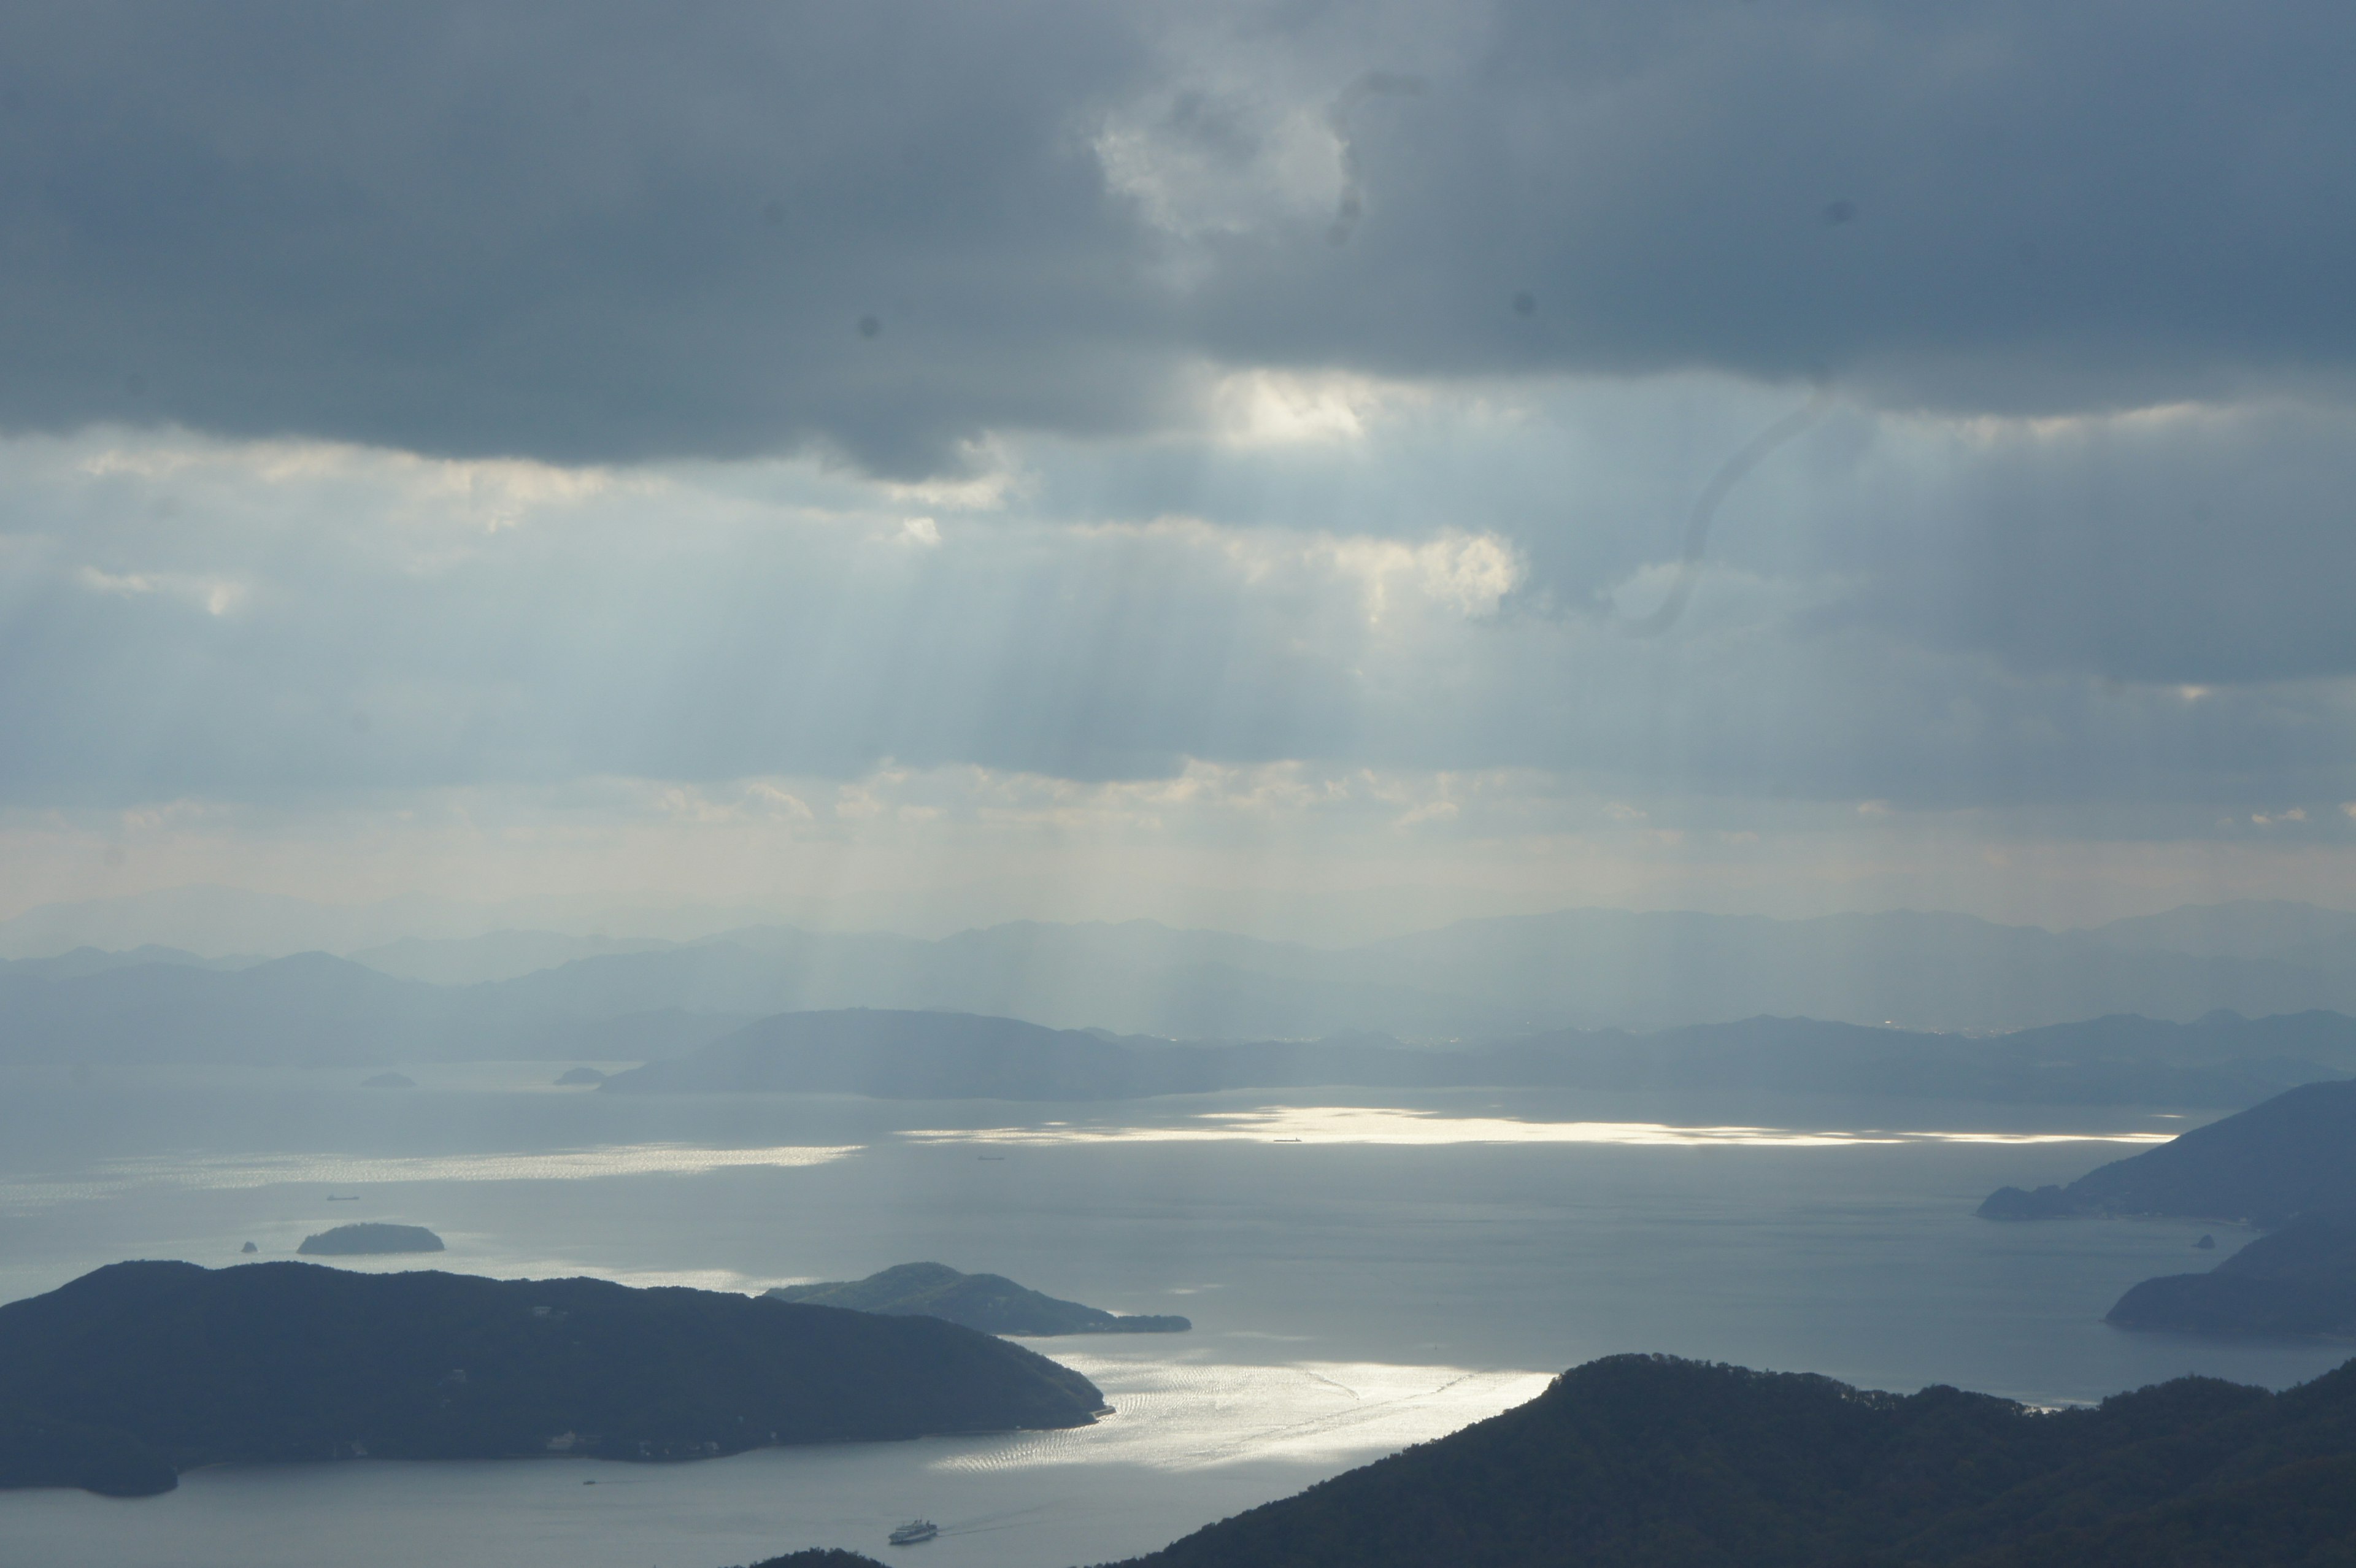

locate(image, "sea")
(1, 1061), (2346, 1568)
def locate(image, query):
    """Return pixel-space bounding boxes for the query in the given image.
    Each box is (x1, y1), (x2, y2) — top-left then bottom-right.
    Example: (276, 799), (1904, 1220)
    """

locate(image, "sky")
(3, 0), (2354, 941)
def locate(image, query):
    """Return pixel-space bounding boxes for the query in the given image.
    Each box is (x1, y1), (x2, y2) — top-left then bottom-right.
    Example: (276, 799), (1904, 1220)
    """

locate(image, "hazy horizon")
(9, 880), (2356, 962)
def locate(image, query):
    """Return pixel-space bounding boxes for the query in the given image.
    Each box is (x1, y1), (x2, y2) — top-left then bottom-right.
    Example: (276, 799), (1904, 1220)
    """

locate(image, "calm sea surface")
(1, 1063), (2345, 1568)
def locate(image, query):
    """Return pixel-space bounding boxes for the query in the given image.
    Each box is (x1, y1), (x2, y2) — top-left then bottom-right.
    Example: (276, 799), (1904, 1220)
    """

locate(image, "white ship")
(888, 1520), (940, 1546)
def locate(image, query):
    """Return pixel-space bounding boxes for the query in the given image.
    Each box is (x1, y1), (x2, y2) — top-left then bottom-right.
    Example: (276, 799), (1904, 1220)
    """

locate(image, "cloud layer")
(2, 2), (2351, 472)
(3, 3), (2354, 929)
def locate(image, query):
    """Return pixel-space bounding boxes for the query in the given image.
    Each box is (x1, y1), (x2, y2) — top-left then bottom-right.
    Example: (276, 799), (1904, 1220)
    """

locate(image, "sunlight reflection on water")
(934, 1355), (1555, 1473)
(902, 1105), (2176, 1148)
(0, 1142), (863, 1212)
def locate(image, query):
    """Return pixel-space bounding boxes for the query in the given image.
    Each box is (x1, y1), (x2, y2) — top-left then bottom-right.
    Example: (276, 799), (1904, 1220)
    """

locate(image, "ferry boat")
(888, 1520), (939, 1546)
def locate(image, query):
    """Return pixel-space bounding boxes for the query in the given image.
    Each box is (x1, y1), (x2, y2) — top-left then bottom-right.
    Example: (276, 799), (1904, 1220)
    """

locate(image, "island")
(555, 1066), (608, 1086)
(361, 1072), (417, 1089)
(296, 1222), (446, 1256)
(0, 1260), (1106, 1496)
(1084, 1353), (2356, 1568)
(1978, 1078), (2356, 1225)
(766, 1262), (1188, 1336)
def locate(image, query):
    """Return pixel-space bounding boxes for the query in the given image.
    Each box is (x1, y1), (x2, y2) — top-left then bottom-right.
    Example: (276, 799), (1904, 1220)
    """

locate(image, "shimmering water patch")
(930, 1355), (1555, 1473)
(903, 1105), (2175, 1149)
(0, 1142), (862, 1212)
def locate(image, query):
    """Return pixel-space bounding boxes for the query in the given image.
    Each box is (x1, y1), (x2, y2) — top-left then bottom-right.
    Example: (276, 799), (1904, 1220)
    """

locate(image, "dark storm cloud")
(1199, 0), (2356, 415)
(0, 1), (1169, 475)
(0, 2), (2350, 471)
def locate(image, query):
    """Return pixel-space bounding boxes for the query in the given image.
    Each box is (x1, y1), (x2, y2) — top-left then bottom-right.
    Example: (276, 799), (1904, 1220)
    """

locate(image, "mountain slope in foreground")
(1100, 1353), (2356, 1568)
(0, 1262), (1104, 1496)
(768, 1262), (1188, 1335)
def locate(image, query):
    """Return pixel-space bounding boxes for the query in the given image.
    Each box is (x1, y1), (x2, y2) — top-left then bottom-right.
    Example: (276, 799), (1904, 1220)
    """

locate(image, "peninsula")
(0, 1261), (1105, 1496)
(1979, 1079), (2356, 1335)
(2108, 1209), (2356, 1337)
(1979, 1078), (2356, 1225)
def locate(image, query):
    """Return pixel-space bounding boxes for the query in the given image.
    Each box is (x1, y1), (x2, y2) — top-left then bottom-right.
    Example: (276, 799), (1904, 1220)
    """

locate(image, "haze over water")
(3, 1067), (2339, 1568)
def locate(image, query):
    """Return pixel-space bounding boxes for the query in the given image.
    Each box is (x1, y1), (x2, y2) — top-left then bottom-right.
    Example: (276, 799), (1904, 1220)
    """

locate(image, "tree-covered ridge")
(1101, 1353), (2356, 1568)
(767, 1262), (1188, 1335)
(0, 1261), (1104, 1497)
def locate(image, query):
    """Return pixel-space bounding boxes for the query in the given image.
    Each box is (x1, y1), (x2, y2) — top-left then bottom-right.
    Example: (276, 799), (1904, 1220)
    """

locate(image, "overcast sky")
(3, 0), (2353, 939)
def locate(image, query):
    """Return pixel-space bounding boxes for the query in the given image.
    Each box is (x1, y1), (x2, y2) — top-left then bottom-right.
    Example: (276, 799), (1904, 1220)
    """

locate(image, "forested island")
(296, 1222), (445, 1255)
(0, 1261), (1104, 1496)
(768, 1262), (1189, 1336)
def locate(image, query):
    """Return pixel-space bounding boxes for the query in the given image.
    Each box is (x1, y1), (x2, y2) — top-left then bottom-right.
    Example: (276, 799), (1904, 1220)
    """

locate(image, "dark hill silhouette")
(767, 1262), (1188, 1335)
(363, 907), (2356, 1037)
(1101, 1353), (2356, 1568)
(2109, 1209), (2356, 1337)
(17, 901), (2356, 1061)
(0, 1261), (1103, 1496)
(603, 1009), (1157, 1099)
(604, 1007), (2356, 1107)
(0, 951), (742, 1067)
(296, 1223), (444, 1256)
(1981, 1078), (2356, 1225)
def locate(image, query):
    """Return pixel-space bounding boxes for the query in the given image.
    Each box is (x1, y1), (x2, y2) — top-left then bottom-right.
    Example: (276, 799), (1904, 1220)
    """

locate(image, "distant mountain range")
(0, 951), (744, 1067)
(8, 950), (2356, 1103)
(6, 896), (2356, 1059)
(599, 1007), (2356, 1109)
